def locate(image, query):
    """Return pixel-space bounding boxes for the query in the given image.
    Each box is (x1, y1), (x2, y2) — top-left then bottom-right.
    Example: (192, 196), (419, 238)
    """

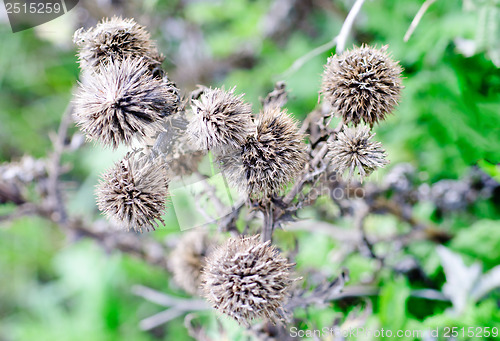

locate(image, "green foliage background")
(1, 0), (499, 340)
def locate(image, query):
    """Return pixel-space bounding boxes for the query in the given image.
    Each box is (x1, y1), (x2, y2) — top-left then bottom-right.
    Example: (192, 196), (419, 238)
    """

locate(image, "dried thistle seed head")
(187, 87), (253, 153)
(73, 17), (163, 71)
(96, 153), (169, 232)
(169, 230), (216, 295)
(201, 235), (294, 326)
(321, 45), (403, 127)
(220, 107), (306, 198)
(327, 126), (389, 182)
(73, 57), (180, 149)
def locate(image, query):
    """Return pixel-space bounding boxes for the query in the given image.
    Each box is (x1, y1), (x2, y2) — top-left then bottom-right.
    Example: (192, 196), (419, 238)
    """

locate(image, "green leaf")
(451, 219), (500, 270)
(378, 277), (410, 330)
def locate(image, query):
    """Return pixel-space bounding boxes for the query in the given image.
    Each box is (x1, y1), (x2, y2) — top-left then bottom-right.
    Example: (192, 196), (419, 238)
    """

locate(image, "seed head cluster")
(96, 153), (169, 232)
(187, 87), (253, 153)
(73, 17), (163, 71)
(221, 107), (306, 198)
(170, 230), (216, 295)
(327, 126), (388, 182)
(201, 235), (294, 326)
(74, 58), (179, 149)
(321, 45), (403, 127)
(70, 17), (404, 331)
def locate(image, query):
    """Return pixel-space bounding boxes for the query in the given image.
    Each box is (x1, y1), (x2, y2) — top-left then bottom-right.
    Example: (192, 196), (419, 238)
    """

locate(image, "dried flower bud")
(187, 87), (253, 153)
(321, 45), (403, 127)
(327, 126), (388, 182)
(73, 17), (163, 71)
(170, 230), (216, 295)
(74, 57), (180, 149)
(96, 153), (169, 232)
(201, 235), (294, 326)
(220, 107), (306, 198)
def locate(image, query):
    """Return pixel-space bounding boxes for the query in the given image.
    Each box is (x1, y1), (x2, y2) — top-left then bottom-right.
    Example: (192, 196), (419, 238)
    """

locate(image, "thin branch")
(132, 285), (182, 307)
(132, 285), (208, 309)
(288, 283), (449, 311)
(4, 200), (172, 268)
(0, 203), (42, 224)
(404, 0), (437, 42)
(353, 201), (379, 260)
(411, 289), (448, 301)
(280, 38), (338, 79)
(286, 220), (360, 242)
(139, 309), (184, 331)
(282, 164), (311, 205)
(67, 219), (171, 268)
(281, 143), (327, 206)
(132, 285), (209, 331)
(310, 139), (331, 167)
(282, 121), (342, 206)
(192, 170), (244, 233)
(280, 0), (366, 78)
(336, 0), (366, 54)
(286, 270), (349, 310)
(47, 103), (73, 225)
(262, 202), (275, 243)
(370, 197), (452, 243)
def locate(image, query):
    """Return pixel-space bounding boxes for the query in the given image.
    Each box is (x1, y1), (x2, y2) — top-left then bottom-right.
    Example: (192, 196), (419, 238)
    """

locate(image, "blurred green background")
(1, 0), (500, 340)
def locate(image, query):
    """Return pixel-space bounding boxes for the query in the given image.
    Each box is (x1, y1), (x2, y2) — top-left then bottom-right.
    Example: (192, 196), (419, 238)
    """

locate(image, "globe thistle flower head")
(73, 17), (163, 71)
(220, 107), (306, 198)
(201, 235), (294, 326)
(327, 126), (388, 182)
(170, 230), (216, 295)
(73, 57), (180, 149)
(321, 45), (403, 127)
(96, 153), (169, 232)
(187, 87), (253, 153)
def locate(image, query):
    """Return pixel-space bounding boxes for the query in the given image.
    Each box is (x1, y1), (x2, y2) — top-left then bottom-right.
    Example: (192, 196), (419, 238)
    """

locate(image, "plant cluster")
(2, 1), (500, 339)
(70, 16), (403, 327)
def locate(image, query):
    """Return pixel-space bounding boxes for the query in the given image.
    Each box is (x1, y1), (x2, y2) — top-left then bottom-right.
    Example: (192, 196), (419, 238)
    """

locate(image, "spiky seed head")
(170, 230), (216, 295)
(73, 57), (180, 149)
(96, 153), (169, 232)
(187, 87), (253, 153)
(327, 126), (389, 182)
(321, 45), (403, 127)
(220, 107), (306, 198)
(201, 235), (294, 326)
(73, 17), (163, 71)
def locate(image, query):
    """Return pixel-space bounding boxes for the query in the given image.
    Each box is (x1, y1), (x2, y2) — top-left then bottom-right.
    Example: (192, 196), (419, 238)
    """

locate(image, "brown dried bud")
(169, 230), (216, 295)
(73, 58), (179, 149)
(96, 153), (169, 232)
(220, 107), (306, 198)
(187, 87), (253, 153)
(327, 126), (389, 182)
(321, 45), (403, 127)
(73, 17), (163, 71)
(201, 235), (294, 326)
